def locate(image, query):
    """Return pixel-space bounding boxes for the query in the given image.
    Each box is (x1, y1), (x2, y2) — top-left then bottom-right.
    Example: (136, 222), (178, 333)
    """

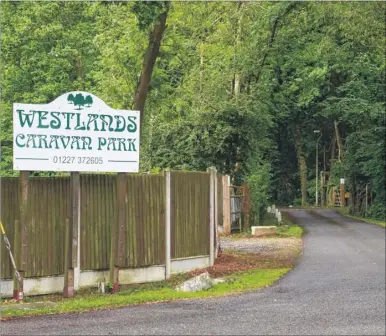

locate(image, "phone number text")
(52, 156), (103, 164)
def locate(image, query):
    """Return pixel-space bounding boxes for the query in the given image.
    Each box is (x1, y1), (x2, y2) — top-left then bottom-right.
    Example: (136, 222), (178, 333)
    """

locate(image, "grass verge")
(276, 225), (303, 237)
(221, 218), (304, 240)
(1, 268), (289, 319)
(336, 208), (385, 228)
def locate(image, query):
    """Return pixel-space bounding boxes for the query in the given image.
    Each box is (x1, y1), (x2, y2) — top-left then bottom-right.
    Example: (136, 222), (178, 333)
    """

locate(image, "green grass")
(276, 225), (303, 238)
(223, 221), (304, 240)
(1, 268), (289, 319)
(336, 208), (386, 228)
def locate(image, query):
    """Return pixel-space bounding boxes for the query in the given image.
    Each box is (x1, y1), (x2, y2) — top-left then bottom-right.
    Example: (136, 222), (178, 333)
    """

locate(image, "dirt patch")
(220, 236), (302, 254)
(187, 237), (302, 278)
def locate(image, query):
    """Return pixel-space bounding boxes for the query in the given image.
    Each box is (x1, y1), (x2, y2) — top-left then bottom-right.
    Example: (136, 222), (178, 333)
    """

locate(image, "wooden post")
(222, 176), (231, 235)
(242, 185), (251, 233)
(13, 220), (24, 301)
(20, 173), (29, 273)
(165, 171), (171, 280)
(117, 173), (127, 268)
(109, 172), (127, 293)
(63, 218), (73, 297)
(75, 176), (81, 291)
(64, 172), (80, 298)
(109, 234), (119, 293)
(340, 178), (346, 208)
(14, 171), (29, 301)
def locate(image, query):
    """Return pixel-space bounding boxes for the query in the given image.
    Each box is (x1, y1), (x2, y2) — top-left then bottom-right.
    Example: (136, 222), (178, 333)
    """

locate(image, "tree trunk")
(295, 125), (308, 206)
(234, 74), (241, 99)
(233, 2), (243, 99)
(334, 120), (343, 163)
(133, 8), (168, 132)
(329, 130), (336, 172)
(253, 2), (298, 84)
(76, 54), (85, 90)
(200, 42), (204, 92)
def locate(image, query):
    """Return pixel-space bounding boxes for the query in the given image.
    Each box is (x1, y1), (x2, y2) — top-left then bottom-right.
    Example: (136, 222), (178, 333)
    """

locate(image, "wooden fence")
(1, 170), (224, 284)
(80, 174), (115, 271)
(171, 172), (210, 259)
(1, 177), (69, 279)
(1, 178), (19, 279)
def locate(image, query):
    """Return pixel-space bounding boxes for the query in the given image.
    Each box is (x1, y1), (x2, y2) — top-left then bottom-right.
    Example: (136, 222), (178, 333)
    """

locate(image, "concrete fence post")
(165, 170), (171, 279)
(277, 212), (282, 224)
(214, 168), (218, 258)
(208, 167), (215, 266)
(340, 178), (346, 207)
(222, 175), (231, 234)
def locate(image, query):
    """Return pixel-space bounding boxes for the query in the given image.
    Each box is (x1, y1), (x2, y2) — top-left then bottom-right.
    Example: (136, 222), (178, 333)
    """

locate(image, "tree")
(85, 95), (93, 107)
(67, 93), (75, 104)
(132, 1), (169, 132)
(73, 93), (86, 110)
(0, 1), (97, 175)
(1, 1), (384, 221)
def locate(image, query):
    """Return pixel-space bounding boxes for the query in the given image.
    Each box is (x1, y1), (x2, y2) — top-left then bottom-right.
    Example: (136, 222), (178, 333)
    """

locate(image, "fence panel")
(80, 174), (115, 270)
(0, 178), (19, 279)
(27, 177), (69, 277)
(124, 174), (165, 267)
(171, 172), (210, 259)
(1, 177), (69, 278)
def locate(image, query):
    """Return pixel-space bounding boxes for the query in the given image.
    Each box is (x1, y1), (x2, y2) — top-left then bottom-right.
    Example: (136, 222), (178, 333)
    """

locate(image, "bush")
(246, 163), (270, 225)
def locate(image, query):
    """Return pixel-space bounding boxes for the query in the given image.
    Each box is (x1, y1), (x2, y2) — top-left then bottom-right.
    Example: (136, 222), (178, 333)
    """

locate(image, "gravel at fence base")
(219, 237), (301, 255)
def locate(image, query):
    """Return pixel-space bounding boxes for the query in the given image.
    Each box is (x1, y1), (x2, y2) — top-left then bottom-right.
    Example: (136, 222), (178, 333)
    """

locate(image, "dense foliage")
(1, 1), (385, 220)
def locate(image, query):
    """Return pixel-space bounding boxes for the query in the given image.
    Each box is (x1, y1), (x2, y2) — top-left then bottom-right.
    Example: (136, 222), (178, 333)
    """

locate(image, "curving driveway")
(2, 209), (385, 335)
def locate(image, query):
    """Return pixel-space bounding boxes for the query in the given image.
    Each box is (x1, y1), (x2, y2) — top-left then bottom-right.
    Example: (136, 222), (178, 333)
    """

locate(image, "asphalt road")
(2, 209), (385, 335)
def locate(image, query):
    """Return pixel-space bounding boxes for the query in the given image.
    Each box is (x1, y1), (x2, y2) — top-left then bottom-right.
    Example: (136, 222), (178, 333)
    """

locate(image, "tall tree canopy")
(1, 1), (384, 220)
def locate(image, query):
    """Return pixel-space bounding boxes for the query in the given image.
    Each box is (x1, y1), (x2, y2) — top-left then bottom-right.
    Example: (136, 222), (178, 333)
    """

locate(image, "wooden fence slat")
(41, 180), (46, 276)
(127, 175), (131, 266)
(149, 176), (154, 264)
(97, 174), (103, 269)
(159, 175), (166, 264)
(31, 180), (36, 277)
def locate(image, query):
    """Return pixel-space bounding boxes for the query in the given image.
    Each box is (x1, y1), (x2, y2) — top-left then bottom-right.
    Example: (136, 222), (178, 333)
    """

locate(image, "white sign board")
(13, 92), (140, 173)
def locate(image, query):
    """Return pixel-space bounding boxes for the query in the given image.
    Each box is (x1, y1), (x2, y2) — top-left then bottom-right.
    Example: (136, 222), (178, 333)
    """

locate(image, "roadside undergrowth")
(336, 208), (386, 228)
(1, 268), (289, 319)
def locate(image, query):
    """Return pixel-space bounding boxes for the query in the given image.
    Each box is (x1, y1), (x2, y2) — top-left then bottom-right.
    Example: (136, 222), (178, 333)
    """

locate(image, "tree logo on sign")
(67, 93), (93, 110)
